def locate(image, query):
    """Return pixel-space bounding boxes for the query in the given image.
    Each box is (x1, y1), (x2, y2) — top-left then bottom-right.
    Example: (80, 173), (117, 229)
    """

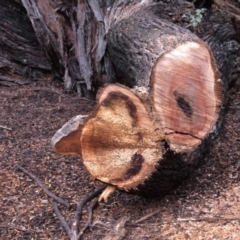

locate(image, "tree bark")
(14, 0), (154, 97)
(0, 0), (51, 86)
(51, 3), (240, 198)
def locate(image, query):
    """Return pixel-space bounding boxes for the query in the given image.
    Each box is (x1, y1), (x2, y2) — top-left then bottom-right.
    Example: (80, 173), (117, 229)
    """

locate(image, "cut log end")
(151, 41), (223, 153)
(81, 85), (163, 190)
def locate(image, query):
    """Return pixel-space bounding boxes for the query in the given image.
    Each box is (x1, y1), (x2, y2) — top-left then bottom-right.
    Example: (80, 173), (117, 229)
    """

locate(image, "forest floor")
(0, 76), (240, 240)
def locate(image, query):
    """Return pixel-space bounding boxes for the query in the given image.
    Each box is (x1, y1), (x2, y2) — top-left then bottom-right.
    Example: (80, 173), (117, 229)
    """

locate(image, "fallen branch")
(178, 216), (240, 222)
(0, 125), (12, 130)
(71, 185), (106, 240)
(53, 185), (106, 240)
(53, 202), (72, 239)
(134, 209), (161, 224)
(77, 198), (98, 239)
(16, 164), (106, 239)
(16, 164), (69, 208)
(92, 220), (111, 229)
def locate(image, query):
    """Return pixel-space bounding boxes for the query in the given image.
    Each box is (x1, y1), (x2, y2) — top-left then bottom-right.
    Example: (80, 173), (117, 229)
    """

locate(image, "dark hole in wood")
(124, 153), (144, 180)
(113, 153), (144, 182)
(176, 96), (193, 118)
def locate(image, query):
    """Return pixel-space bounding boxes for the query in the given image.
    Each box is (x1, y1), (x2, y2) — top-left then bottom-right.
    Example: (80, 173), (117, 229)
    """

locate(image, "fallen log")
(52, 6), (237, 199)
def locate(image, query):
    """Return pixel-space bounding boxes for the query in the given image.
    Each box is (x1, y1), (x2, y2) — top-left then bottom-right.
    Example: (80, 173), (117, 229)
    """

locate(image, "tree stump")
(52, 6), (227, 198)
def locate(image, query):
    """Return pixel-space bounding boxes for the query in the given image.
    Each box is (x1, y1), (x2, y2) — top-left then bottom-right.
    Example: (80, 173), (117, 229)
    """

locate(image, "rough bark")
(0, 0), (51, 86)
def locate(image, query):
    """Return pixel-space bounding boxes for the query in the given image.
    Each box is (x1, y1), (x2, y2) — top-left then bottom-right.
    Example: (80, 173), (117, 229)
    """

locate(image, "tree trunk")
(51, 3), (240, 198)
(0, 0), (51, 86)
(1, 0), (239, 198)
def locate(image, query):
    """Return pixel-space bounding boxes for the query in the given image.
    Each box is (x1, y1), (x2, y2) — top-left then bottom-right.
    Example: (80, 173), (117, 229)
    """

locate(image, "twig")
(53, 202), (72, 239)
(229, 106), (240, 109)
(71, 185), (107, 240)
(92, 220), (111, 229)
(102, 216), (129, 240)
(177, 216), (240, 222)
(134, 209), (160, 224)
(77, 198), (98, 239)
(16, 164), (69, 208)
(0, 125), (12, 130)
